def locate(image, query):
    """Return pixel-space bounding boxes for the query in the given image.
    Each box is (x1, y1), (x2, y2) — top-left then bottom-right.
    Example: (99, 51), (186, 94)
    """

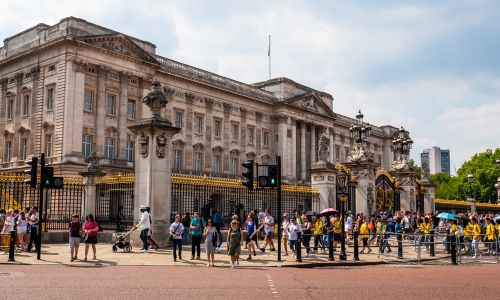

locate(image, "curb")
(280, 260), (387, 268)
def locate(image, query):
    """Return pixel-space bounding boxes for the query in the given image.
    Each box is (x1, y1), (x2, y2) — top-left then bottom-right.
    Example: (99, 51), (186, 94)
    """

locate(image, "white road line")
(266, 273), (280, 298)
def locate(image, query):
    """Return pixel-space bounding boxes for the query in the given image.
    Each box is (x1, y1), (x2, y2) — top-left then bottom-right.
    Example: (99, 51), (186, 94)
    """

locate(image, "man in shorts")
(259, 209), (276, 252)
(68, 214), (82, 261)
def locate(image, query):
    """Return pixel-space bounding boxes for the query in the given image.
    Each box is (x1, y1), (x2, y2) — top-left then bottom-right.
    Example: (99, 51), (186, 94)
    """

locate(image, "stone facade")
(0, 17), (398, 182)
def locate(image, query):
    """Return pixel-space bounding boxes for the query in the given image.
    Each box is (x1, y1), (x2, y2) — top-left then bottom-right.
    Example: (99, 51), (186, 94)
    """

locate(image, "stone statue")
(317, 134), (330, 162)
(346, 144), (374, 163)
(421, 161), (430, 181)
(392, 154), (413, 172)
(143, 80), (168, 119)
(156, 134), (167, 159)
(139, 132), (149, 158)
(86, 151), (98, 168)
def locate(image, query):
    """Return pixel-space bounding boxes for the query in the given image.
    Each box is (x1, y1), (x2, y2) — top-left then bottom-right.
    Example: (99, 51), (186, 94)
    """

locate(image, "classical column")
(223, 103), (231, 173)
(13, 73), (23, 159)
(276, 115), (289, 178)
(240, 108), (247, 165)
(185, 93), (195, 170)
(255, 112), (263, 156)
(95, 66), (109, 155)
(204, 98), (214, 171)
(118, 72), (129, 159)
(329, 127), (335, 164)
(291, 118), (297, 180)
(63, 62), (85, 155)
(300, 121), (307, 181)
(80, 166), (105, 218)
(310, 124), (316, 164)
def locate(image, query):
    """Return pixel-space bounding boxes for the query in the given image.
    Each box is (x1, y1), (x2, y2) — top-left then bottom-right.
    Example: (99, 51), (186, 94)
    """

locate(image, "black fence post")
(397, 230), (403, 259)
(450, 234), (457, 265)
(430, 230), (435, 257)
(296, 232), (302, 262)
(446, 229), (451, 253)
(328, 230), (334, 261)
(353, 230), (359, 261)
(8, 231), (16, 262)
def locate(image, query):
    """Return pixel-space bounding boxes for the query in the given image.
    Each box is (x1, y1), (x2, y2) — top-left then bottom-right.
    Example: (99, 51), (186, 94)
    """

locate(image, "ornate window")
(126, 138), (135, 162)
(194, 152), (203, 173)
(127, 99), (136, 119)
(84, 89), (94, 112)
(106, 94), (116, 115)
(46, 87), (54, 111)
(82, 134), (93, 158)
(105, 137), (115, 159)
(262, 130), (269, 147)
(20, 137), (28, 161)
(22, 94), (30, 116)
(212, 146), (223, 175)
(175, 111), (183, 128)
(7, 99), (14, 120)
(230, 149), (240, 175)
(4, 140), (12, 162)
(231, 123), (239, 141)
(214, 119), (221, 138)
(194, 115), (204, 134)
(247, 127), (254, 145)
(45, 133), (53, 157)
(174, 149), (183, 170)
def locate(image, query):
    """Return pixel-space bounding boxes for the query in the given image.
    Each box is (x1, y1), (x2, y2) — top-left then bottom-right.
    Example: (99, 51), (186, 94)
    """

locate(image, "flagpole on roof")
(268, 34), (271, 80)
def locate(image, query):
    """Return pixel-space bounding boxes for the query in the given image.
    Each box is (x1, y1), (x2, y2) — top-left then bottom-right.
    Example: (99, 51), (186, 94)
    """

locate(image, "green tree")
(430, 172), (459, 199)
(455, 148), (500, 203)
(410, 159), (422, 180)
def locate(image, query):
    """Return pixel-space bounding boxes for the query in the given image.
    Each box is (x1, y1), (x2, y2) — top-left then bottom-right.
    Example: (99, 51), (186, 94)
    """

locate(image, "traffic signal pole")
(37, 153), (45, 260)
(277, 155), (282, 262)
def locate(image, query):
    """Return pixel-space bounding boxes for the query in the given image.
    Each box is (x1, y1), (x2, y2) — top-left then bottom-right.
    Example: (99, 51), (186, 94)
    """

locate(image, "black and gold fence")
(96, 174), (135, 231)
(0, 174), (84, 231)
(171, 175), (319, 224)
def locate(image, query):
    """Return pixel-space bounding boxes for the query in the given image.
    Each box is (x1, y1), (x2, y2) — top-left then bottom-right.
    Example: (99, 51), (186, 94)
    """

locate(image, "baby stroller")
(112, 228), (136, 253)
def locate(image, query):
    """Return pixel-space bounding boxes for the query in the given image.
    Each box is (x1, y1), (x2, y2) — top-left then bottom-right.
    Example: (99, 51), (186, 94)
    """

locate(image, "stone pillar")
(80, 167), (105, 218)
(422, 183), (435, 213)
(276, 115), (288, 178)
(310, 124), (316, 164)
(394, 171), (416, 212)
(300, 122), (307, 181)
(128, 81), (180, 247)
(329, 127), (335, 164)
(118, 72), (130, 159)
(344, 162), (376, 217)
(291, 118), (297, 180)
(310, 169), (336, 212)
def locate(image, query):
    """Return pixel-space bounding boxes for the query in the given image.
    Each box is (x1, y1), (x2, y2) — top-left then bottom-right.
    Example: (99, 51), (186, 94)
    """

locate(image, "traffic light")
(258, 165), (279, 188)
(241, 160), (254, 190)
(42, 166), (64, 189)
(24, 156), (38, 188)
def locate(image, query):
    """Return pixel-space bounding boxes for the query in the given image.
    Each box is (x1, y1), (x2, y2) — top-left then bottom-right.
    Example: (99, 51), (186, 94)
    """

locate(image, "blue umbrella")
(437, 212), (457, 220)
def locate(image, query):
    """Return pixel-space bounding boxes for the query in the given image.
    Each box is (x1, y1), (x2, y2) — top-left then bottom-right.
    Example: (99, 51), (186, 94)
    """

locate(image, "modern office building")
(421, 146), (450, 175)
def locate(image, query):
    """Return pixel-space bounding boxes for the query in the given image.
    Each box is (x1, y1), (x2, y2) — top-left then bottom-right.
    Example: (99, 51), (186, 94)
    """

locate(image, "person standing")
(68, 214), (82, 261)
(133, 205), (151, 253)
(16, 211), (28, 251)
(146, 207), (159, 250)
(181, 213), (191, 245)
(211, 210), (224, 253)
(287, 217), (302, 258)
(312, 215), (324, 254)
(190, 212), (203, 260)
(227, 220), (243, 268)
(26, 206), (39, 253)
(259, 209), (275, 252)
(245, 215), (257, 260)
(282, 214), (290, 256)
(471, 217), (481, 258)
(301, 215), (312, 256)
(203, 219), (216, 267)
(170, 214), (184, 262)
(359, 217), (371, 254)
(83, 214), (99, 260)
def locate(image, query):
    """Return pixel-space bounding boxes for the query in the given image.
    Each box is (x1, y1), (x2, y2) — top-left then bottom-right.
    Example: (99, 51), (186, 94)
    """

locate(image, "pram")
(112, 228), (136, 253)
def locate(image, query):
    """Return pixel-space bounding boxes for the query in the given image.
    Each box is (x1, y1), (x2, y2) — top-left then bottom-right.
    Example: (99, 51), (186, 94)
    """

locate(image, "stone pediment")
(285, 92), (335, 118)
(81, 34), (158, 64)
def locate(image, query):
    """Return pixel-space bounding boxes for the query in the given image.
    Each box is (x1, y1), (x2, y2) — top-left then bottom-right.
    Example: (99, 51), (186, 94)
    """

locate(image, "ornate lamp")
(336, 168), (349, 261)
(467, 173), (474, 202)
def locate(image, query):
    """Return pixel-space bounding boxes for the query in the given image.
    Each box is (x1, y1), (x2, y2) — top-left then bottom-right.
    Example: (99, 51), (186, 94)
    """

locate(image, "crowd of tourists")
(0, 207), (40, 253)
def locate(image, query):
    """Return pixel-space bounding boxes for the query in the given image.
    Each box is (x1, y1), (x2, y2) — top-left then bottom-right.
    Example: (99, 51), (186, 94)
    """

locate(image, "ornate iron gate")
(95, 175), (134, 231)
(375, 174), (397, 212)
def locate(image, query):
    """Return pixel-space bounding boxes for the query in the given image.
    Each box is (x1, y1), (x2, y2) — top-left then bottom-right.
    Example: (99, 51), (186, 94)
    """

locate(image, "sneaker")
(387, 249), (392, 253)
(236, 260), (239, 266)
(270, 248), (276, 251)
(191, 256), (195, 260)
(179, 255), (182, 260)
(305, 252), (309, 257)
(230, 263), (235, 268)
(260, 248), (265, 253)
(253, 250), (257, 256)
(360, 251), (365, 254)
(207, 263), (210, 267)
(174, 258), (177, 262)
(143, 250), (149, 253)
(284, 253), (289, 256)
(292, 253), (296, 258)
(247, 256), (252, 260)
(196, 256), (201, 260)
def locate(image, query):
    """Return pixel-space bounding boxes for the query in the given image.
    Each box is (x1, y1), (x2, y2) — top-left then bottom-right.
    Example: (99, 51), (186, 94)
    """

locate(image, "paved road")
(1, 264), (498, 299)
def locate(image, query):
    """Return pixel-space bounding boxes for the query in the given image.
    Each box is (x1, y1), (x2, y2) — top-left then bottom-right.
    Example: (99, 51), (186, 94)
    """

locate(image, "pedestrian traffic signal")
(24, 156), (38, 188)
(258, 165), (279, 188)
(241, 160), (254, 190)
(42, 166), (64, 189)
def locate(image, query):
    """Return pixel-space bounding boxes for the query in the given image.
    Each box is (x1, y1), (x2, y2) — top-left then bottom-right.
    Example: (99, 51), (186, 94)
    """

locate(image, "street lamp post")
(349, 110), (372, 147)
(336, 169), (349, 261)
(392, 126), (413, 160)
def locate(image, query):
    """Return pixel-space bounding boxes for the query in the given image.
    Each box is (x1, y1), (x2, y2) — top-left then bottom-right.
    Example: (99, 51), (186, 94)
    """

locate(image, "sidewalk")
(1, 238), (446, 268)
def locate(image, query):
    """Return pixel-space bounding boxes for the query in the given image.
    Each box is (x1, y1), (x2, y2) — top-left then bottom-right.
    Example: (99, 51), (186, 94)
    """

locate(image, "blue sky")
(1, 0), (499, 173)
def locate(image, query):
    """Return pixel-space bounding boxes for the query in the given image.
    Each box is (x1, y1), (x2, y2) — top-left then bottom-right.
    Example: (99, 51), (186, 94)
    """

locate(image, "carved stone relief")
(139, 132), (149, 158)
(156, 134), (167, 159)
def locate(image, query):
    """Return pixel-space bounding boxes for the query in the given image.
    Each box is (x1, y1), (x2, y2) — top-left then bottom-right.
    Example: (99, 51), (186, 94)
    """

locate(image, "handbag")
(169, 223), (181, 241)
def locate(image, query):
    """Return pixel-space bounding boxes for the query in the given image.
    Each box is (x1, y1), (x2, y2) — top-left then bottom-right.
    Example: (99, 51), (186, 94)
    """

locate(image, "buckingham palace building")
(0, 17), (400, 184)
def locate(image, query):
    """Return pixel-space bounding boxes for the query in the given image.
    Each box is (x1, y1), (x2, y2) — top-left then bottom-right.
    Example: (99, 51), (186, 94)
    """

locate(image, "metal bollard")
(328, 230), (334, 261)
(430, 230), (435, 257)
(450, 234), (457, 265)
(296, 232), (302, 263)
(353, 231), (359, 261)
(8, 231), (16, 262)
(397, 231), (403, 259)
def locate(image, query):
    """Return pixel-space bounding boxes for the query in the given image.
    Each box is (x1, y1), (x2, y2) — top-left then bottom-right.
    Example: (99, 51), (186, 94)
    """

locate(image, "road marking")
(266, 273), (280, 298)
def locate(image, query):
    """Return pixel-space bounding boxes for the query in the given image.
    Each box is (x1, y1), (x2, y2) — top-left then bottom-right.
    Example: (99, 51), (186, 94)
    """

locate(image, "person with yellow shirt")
(470, 217), (482, 258)
(332, 215), (342, 250)
(359, 218), (371, 254)
(312, 216), (324, 254)
(485, 218), (496, 255)
(375, 218), (382, 247)
(418, 217), (432, 251)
